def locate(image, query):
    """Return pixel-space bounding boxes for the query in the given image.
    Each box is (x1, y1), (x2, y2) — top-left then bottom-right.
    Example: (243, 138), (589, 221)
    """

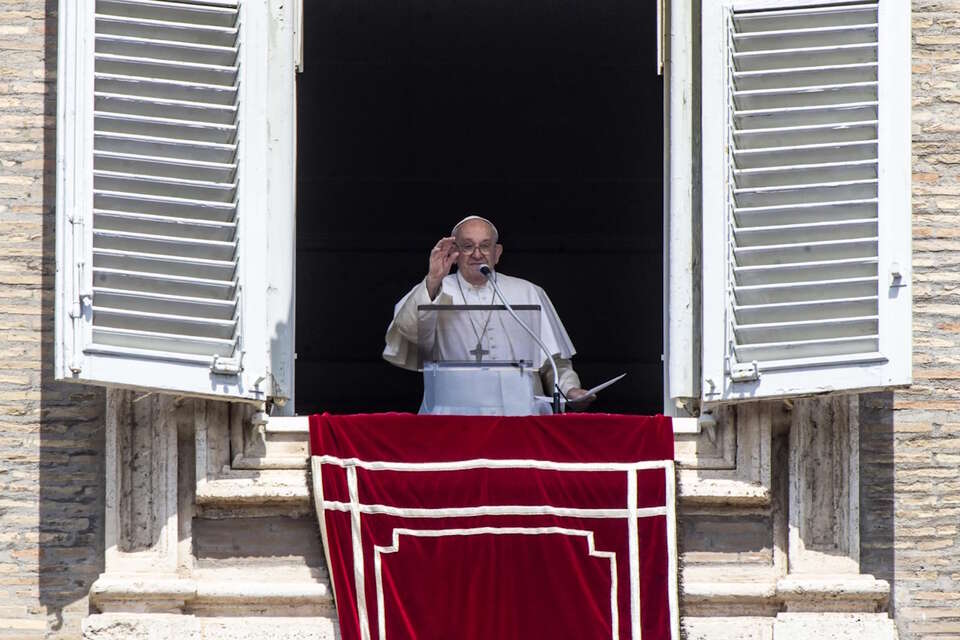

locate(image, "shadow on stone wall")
(859, 391), (896, 615)
(38, 1), (106, 633)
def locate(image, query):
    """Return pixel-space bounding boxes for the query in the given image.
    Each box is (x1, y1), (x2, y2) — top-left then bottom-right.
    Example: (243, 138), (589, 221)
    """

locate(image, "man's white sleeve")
(540, 357), (581, 395)
(383, 279), (450, 370)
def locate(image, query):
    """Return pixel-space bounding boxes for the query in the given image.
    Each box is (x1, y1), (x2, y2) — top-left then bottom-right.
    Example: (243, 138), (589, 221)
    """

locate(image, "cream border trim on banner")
(373, 527), (620, 640)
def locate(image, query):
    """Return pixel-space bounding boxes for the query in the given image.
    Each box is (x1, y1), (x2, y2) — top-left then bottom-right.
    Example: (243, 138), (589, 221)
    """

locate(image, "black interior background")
(295, 0), (663, 414)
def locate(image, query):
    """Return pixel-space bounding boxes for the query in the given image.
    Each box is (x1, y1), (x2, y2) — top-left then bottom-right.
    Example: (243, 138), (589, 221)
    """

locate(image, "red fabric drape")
(310, 413), (676, 640)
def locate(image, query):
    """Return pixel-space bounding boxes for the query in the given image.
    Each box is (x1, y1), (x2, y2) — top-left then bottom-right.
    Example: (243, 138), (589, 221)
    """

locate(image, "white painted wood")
(56, 0), (298, 403)
(664, 0), (699, 409)
(701, 0), (911, 402)
(263, 0), (298, 410)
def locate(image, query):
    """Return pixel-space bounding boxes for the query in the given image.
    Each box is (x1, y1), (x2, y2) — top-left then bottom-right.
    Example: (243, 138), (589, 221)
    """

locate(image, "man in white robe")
(383, 215), (591, 406)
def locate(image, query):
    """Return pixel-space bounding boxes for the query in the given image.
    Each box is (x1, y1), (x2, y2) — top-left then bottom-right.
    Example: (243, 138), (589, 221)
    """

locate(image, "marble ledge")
(89, 575), (333, 613)
(682, 572), (890, 614)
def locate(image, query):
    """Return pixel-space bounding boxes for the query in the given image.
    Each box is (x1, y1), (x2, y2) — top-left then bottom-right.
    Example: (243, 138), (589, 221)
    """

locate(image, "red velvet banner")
(309, 413), (678, 640)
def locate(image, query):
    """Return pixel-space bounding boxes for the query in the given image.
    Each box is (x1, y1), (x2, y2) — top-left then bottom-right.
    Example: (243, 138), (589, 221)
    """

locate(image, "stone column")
(91, 390), (193, 612)
(774, 396), (897, 638)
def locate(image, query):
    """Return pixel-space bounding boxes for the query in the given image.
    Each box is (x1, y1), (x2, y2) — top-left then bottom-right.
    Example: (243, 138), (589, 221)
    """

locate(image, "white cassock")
(383, 270), (582, 396)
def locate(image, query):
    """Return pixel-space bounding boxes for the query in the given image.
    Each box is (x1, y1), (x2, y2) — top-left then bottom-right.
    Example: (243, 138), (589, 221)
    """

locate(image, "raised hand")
(426, 236), (459, 298)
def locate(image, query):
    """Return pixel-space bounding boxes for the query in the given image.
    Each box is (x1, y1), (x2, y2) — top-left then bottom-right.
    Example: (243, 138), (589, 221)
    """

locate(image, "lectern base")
(419, 363), (552, 416)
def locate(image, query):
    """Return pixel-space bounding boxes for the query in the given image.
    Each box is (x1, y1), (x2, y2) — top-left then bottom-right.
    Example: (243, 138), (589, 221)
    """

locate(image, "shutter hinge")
(730, 360), (760, 383)
(253, 372), (289, 406)
(67, 291), (92, 374)
(211, 353), (243, 375)
(890, 262), (907, 288)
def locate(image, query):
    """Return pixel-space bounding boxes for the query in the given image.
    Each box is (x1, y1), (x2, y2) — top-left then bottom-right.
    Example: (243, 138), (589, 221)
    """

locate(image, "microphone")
(479, 265), (562, 414)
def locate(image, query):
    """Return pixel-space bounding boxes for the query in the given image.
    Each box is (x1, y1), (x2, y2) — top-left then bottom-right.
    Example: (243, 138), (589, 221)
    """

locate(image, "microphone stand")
(480, 265), (563, 415)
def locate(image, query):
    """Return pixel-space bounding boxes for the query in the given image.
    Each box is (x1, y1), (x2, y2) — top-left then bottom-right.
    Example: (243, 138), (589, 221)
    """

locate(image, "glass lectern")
(417, 304), (552, 415)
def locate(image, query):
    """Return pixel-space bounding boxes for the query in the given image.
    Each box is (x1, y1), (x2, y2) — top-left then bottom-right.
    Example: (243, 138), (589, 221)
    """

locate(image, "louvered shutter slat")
(734, 83), (878, 111)
(94, 192), (236, 221)
(95, 93), (238, 124)
(94, 113), (237, 144)
(734, 102), (878, 128)
(96, 75), (237, 104)
(93, 306), (237, 339)
(734, 316), (878, 344)
(733, 63), (878, 91)
(734, 296), (878, 324)
(734, 218), (877, 246)
(734, 180), (877, 208)
(94, 172), (237, 202)
(95, 134), (237, 165)
(734, 199), (877, 228)
(91, 0), (241, 362)
(94, 229), (236, 260)
(93, 249), (237, 281)
(734, 142), (877, 169)
(95, 15), (239, 47)
(735, 122), (878, 148)
(96, 34), (240, 66)
(93, 268), (237, 300)
(735, 43), (878, 71)
(91, 327), (236, 357)
(732, 4), (879, 30)
(734, 259), (878, 286)
(98, 0), (239, 25)
(732, 23), (878, 52)
(93, 153), (236, 183)
(734, 336), (880, 363)
(95, 53), (238, 86)
(734, 277), (878, 306)
(94, 288), (236, 318)
(735, 162), (877, 189)
(95, 210), (236, 241)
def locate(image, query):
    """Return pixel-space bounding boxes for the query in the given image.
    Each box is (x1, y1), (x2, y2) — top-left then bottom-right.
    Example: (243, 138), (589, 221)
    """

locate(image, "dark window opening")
(296, 0), (664, 414)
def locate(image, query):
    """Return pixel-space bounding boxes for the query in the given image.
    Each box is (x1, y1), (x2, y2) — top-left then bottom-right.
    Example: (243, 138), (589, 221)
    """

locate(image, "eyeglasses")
(456, 242), (494, 255)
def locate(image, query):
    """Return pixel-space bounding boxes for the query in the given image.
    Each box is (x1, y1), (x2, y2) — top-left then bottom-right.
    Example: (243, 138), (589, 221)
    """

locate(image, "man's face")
(454, 219), (503, 283)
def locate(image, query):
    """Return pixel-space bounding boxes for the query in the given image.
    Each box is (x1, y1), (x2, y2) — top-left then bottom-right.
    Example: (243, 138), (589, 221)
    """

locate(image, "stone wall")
(0, 1), (106, 637)
(889, 2), (960, 638)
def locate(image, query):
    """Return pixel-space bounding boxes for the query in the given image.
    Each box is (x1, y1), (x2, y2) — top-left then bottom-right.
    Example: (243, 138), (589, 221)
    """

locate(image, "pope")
(383, 215), (592, 406)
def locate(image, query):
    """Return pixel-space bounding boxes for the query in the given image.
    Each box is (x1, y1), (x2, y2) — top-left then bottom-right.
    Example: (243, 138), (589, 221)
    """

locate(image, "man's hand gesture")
(426, 237), (459, 298)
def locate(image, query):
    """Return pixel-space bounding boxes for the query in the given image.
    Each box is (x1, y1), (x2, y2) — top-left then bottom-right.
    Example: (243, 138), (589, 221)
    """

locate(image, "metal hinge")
(211, 353), (243, 375)
(730, 360), (760, 383)
(67, 291), (92, 374)
(253, 372), (289, 406)
(890, 262), (907, 288)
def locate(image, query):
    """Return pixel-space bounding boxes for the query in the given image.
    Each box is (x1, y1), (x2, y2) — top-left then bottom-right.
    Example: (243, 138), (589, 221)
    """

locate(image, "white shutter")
(701, 0), (910, 402)
(56, 0), (296, 402)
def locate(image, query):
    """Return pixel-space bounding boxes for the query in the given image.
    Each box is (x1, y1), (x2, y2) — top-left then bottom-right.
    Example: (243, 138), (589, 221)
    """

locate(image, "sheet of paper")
(566, 373), (627, 404)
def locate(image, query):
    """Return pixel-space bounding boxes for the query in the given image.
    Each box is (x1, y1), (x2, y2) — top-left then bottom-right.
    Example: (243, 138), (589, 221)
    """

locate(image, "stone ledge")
(777, 575), (890, 612)
(683, 613), (898, 640)
(82, 613), (338, 640)
(195, 472), (310, 506)
(196, 466), (770, 508)
(678, 476), (771, 506)
(90, 575), (333, 614)
(683, 616), (774, 640)
(682, 572), (890, 616)
(772, 612), (898, 639)
(683, 580), (780, 617)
